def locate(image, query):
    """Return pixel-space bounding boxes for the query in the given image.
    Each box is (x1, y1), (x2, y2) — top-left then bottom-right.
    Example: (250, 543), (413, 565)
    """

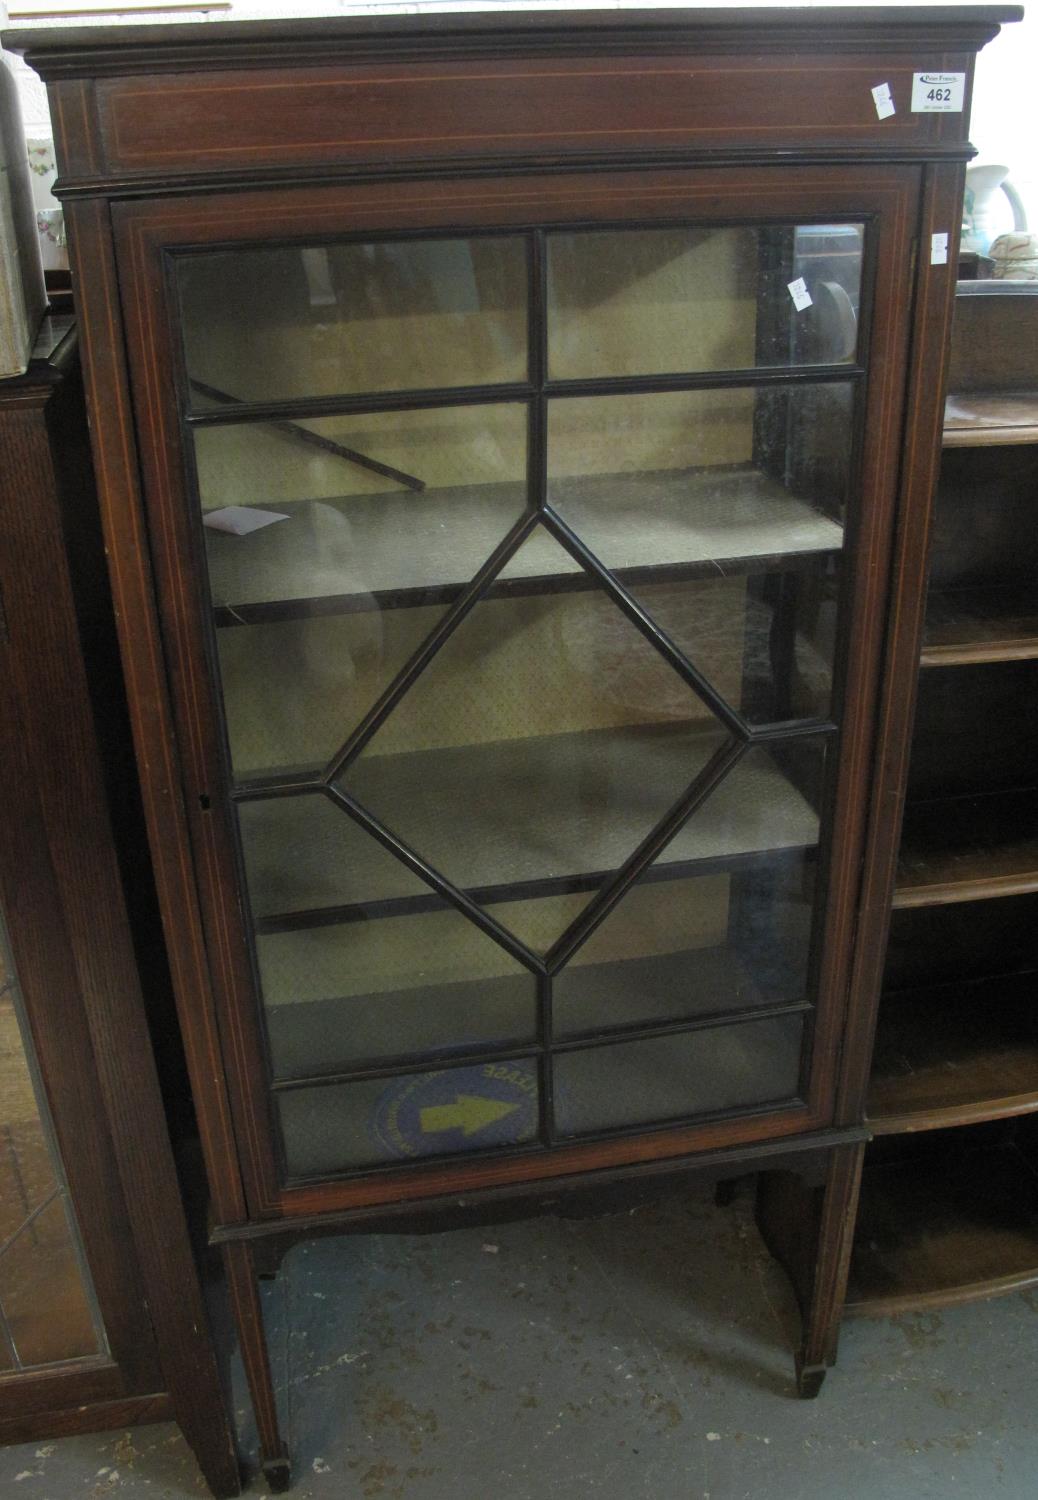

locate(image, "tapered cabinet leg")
(794, 1358), (828, 1399)
(756, 1142), (865, 1397)
(222, 1241), (291, 1492)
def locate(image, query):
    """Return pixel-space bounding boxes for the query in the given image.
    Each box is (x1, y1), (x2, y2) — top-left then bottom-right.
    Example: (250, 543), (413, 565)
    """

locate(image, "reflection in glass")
(547, 223), (863, 379)
(0, 1198), (100, 1367)
(194, 404), (528, 781)
(239, 791), (426, 921)
(262, 903), (536, 1080)
(637, 569), (841, 726)
(547, 385), (850, 575)
(553, 1013), (804, 1136)
(217, 606), (442, 782)
(553, 856), (816, 1039)
(195, 404), (530, 610)
(0, 914), (104, 1370)
(279, 1055), (539, 1177)
(547, 383), (852, 723)
(337, 527), (721, 951)
(179, 235), (528, 403)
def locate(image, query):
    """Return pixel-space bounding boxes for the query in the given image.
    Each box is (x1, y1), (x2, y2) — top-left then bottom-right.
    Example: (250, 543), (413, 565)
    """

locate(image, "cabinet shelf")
(943, 390), (1038, 449)
(921, 586), (1038, 667)
(266, 944), (807, 1085)
(868, 974), (1038, 1135)
(206, 464), (842, 624)
(244, 723), (820, 933)
(845, 1137), (1038, 1317)
(893, 788), (1038, 909)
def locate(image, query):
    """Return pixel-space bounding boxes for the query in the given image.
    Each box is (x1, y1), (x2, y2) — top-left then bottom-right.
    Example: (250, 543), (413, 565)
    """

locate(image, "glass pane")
(547, 223), (863, 379)
(195, 404), (529, 613)
(279, 1056), (539, 1178)
(547, 384), (851, 723)
(553, 857), (816, 1039)
(547, 384), (850, 575)
(194, 404), (528, 781)
(239, 792), (427, 922)
(261, 904), (536, 1080)
(553, 1014), (804, 1136)
(337, 527), (724, 952)
(0, 916), (104, 1369)
(217, 606), (442, 783)
(0, 989), (58, 1245)
(179, 235), (528, 404)
(0, 1197), (100, 1367)
(637, 567), (841, 726)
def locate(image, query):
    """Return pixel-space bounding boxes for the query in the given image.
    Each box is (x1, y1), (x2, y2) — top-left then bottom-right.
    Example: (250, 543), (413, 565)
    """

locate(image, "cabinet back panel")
(930, 447), (1038, 591)
(885, 892), (1038, 992)
(908, 659), (1038, 801)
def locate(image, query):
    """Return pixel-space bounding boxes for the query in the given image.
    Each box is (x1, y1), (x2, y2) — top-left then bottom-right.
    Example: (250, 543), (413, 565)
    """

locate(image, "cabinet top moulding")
(8, 8), (1023, 72)
(5, 6), (1022, 198)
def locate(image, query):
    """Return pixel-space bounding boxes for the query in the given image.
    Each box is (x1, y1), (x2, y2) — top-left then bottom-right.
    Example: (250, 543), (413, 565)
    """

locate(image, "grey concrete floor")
(3, 1182), (1036, 1499)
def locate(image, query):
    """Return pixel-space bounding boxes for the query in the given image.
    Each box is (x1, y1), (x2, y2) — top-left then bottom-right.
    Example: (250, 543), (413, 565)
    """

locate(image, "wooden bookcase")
(7, 7), (1020, 1486)
(850, 282), (1038, 1313)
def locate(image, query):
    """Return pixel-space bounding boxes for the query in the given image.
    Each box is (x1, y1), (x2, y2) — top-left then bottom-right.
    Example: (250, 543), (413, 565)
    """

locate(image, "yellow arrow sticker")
(372, 1061), (538, 1159)
(420, 1094), (520, 1138)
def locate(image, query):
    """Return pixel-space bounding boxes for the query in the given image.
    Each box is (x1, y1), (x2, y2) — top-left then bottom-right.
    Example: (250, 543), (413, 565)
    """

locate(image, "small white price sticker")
(871, 82), (896, 120)
(787, 277), (813, 312)
(931, 232), (949, 266)
(911, 72), (966, 113)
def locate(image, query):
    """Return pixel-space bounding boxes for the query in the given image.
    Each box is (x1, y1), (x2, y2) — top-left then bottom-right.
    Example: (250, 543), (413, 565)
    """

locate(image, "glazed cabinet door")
(112, 167), (919, 1217)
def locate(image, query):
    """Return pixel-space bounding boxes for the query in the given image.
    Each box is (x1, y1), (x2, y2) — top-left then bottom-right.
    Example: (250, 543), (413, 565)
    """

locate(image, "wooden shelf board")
(943, 389), (1038, 448)
(893, 787), (1038, 909)
(242, 722), (819, 930)
(921, 586), (1038, 667)
(845, 1140), (1038, 1317)
(205, 464), (843, 622)
(868, 973), (1038, 1135)
(845, 1264), (1038, 1319)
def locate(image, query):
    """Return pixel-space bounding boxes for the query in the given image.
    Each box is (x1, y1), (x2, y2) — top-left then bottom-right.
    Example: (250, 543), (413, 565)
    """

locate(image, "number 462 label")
(911, 72), (966, 112)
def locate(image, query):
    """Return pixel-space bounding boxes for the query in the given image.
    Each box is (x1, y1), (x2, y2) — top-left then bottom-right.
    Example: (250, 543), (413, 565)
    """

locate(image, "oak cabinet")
(9, 6), (1017, 1486)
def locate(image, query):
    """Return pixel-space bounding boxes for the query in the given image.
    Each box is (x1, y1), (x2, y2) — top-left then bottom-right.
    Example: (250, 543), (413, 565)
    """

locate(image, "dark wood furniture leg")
(222, 1241), (290, 1492)
(756, 1143), (865, 1397)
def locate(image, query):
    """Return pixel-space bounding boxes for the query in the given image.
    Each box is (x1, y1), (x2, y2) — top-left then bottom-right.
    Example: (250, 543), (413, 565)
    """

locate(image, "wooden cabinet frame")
(8, 7), (1018, 1486)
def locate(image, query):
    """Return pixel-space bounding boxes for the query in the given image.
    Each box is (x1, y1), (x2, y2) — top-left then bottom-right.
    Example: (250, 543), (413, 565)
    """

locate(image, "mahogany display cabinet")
(9, 6), (1018, 1487)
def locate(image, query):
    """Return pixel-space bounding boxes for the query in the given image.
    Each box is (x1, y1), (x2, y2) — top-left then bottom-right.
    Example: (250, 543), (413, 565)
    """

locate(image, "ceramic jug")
(962, 164), (1028, 255)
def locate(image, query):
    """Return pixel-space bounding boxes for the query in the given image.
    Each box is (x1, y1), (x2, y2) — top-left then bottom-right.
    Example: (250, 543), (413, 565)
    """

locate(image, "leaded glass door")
(0, 910), (106, 1373)
(118, 167), (917, 1209)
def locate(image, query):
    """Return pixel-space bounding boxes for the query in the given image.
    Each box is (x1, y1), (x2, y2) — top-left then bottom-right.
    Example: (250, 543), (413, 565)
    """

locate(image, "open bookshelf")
(851, 281), (1038, 1316)
(845, 1124), (1038, 1317)
(943, 388), (1038, 447)
(921, 586), (1038, 666)
(894, 788), (1038, 908)
(867, 974), (1038, 1134)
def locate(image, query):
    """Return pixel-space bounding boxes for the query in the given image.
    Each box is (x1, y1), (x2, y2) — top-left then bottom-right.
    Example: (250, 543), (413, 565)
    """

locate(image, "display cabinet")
(9, 6), (1016, 1487)
(0, 319), (237, 1495)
